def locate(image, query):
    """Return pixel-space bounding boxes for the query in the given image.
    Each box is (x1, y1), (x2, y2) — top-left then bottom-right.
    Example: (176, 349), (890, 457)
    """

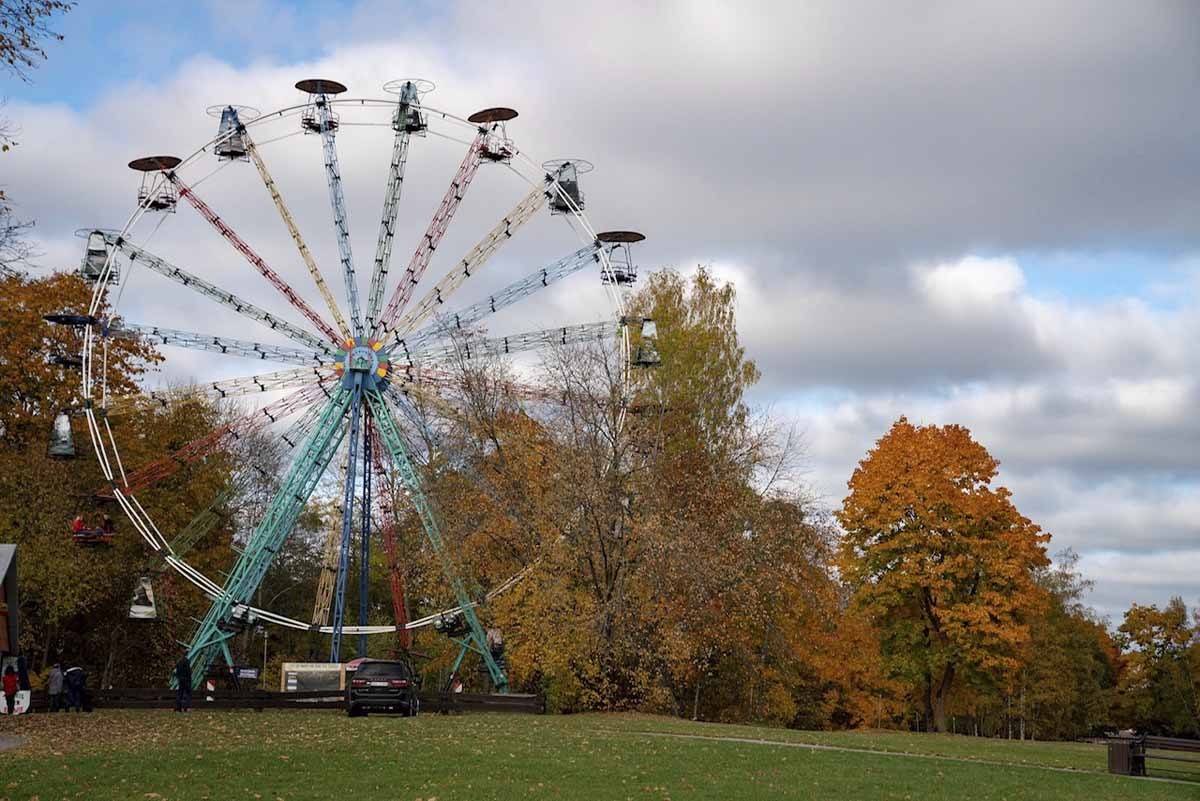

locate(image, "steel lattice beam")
(374, 133), (486, 338)
(312, 455), (349, 627)
(112, 323), (331, 366)
(314, 96), (364, 337)
(388, 186), (547, 338)
(110, 383), (331, 495)
(408, 320), (619, 364)
(358, 415), (373, 657)
(106, 236), (336, 355)
(366, 388), (508, 691)
(170, 173), (343, 345)
(397, 244), (601, 356)
(329, 390), (363, 661)
(105, 366), (333, 416)
(364, 98), (416, 333)
(368, 425), (412, 651)
(181, 387), (352, 682)
(243, 130), (352, 339)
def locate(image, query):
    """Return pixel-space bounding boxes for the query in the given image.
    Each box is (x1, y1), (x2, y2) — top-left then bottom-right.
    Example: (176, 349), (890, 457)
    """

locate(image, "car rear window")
(354, 661), (412, 679)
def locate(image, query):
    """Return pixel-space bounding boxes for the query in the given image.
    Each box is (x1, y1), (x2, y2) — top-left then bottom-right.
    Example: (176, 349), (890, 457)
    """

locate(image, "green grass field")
(1, 710), (1196, 800)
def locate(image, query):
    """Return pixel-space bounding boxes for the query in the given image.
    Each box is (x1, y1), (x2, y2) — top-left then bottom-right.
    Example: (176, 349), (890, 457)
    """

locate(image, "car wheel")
(347, 703), (362, 718)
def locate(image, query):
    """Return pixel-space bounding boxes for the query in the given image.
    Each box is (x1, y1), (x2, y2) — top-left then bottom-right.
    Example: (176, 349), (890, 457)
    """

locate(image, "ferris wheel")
(57, 78), (657, 689)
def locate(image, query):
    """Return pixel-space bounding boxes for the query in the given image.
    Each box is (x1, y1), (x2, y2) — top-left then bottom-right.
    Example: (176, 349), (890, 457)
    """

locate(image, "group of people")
(45, 663), (89, 712)
(70, 514), (115, 539)
(1, 662), (88, 715)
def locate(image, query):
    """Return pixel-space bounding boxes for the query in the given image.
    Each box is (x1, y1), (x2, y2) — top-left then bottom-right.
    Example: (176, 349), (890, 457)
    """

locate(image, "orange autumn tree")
(836, 417), (1049, 732)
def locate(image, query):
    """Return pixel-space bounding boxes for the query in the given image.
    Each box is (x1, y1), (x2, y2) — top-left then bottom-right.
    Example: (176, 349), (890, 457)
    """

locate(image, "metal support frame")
(366, 388), (508, 691)
(364, 98), (415, 333)
(112, 323), (330, 367)
(397, 244), (601, 355)
(358, 417), (372, 658)
(181, 387), (351, 681)
(408, 320), (619, 364)
(388, 185), (547, 338)
(170, 174), (343, 345)
(375, 133), (486, 337)
(315, 94), (364, 338)
(108, 237), (335, 355)
(329, 390), (363, 662)
(370, 426), (412, 653)
(243, 129), (353, 339)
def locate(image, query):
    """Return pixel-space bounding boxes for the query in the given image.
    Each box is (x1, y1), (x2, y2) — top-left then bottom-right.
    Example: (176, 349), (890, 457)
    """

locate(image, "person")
(64, 665), (85, 712)
(174, 656), (192, 712)
(47, 663), (64, 712)
(2, 665), (17, 715)
(100, 515), (114, 536)
(70, 515), (86, 536)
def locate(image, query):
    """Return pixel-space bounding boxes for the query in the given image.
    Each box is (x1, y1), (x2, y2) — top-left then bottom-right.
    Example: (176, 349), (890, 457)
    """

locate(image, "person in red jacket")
(2, 665), (18, 715)
(71, 515), (86, 535)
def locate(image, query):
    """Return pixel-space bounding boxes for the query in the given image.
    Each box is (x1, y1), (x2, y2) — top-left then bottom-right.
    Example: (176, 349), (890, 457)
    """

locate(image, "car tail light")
(351, 679), (367, 688)
(388, 679), (409, 688)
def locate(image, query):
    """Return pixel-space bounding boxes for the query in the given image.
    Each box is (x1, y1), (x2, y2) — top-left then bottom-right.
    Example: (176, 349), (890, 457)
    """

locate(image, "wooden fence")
(23, 688), (544, 714)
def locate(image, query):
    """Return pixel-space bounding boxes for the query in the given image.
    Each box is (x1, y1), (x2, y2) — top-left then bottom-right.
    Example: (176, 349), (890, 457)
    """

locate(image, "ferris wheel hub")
(338, 336), (388, 390)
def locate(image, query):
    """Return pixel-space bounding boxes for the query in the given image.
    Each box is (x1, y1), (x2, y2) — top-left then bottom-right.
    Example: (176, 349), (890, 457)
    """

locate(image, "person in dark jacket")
(2, 665), (17, 715)
(64, 665), (85, 712)
(174, 656), (192, 712)
(47, 663), (64, 712)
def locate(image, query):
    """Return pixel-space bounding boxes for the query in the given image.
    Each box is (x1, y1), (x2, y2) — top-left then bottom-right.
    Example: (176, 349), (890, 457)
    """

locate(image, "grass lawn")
(1, 709), (1195, 800)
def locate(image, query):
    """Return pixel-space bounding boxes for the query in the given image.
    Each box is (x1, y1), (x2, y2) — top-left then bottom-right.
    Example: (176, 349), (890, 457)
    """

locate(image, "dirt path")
(608, 729), (1196, 787)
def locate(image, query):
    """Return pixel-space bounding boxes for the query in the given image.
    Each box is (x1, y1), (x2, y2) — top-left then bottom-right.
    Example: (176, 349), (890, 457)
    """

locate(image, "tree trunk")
(931, 664), (956, 733)
(692, 680), (702, 721)
(923, 672), (935, 732)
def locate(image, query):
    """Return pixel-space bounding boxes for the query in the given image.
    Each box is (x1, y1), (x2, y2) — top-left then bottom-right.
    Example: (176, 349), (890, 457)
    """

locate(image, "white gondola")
(79, 230), (118, 284)
(597, 231), (645, 285)
(633, 318), (661, 367)
(213, 106), (248, 160)
(545, 159), (594, 215)
(48, 411), (76, 459)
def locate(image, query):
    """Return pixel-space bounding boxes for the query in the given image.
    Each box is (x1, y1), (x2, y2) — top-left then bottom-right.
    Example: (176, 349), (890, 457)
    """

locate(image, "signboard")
(280, 661), (345, 693)
(129, 576), (157, 619)
(0, 690), (30, 715)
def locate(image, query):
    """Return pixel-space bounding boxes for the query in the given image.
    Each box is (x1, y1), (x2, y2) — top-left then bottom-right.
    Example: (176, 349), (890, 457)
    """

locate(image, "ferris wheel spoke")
(374, 132), (487, 338)
(241, 130), (352, 340)
(104, 365), (335, 416)
(407, 320), (620, 364)
(105, 236), (336, 355)
(389, 185), (548, 338)
(365, 84), (426, 334)
(110, 382), (332, 495)
(365, 387), (509, 690)
(111, 323), (332, 366)
(167, 172), (343, 345)
(398, 243), (602, 355)
(183, 386), (352, 681)
(312, 95), (364, 338)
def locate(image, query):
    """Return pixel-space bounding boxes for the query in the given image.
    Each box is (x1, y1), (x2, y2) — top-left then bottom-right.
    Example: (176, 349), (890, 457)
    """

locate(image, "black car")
(346, 659), (420, 717)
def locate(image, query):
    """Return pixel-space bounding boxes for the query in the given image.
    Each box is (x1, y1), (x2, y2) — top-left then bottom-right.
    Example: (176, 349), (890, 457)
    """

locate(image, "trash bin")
(1108, 739), (1133, 775)
(1108, 738), (1146, 776)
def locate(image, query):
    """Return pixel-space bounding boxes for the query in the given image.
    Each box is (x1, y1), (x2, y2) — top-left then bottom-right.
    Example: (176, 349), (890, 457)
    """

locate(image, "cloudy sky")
(4, 1), (1199, 620)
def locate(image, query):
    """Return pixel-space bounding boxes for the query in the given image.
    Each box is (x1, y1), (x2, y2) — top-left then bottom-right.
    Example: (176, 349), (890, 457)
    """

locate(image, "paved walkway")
(0, 735), (23, 752)
(606, 729), (1196, 787)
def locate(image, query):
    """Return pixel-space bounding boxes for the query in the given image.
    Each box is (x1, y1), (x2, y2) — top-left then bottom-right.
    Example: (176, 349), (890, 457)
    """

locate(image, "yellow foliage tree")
(837, 417), (1049, 732)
